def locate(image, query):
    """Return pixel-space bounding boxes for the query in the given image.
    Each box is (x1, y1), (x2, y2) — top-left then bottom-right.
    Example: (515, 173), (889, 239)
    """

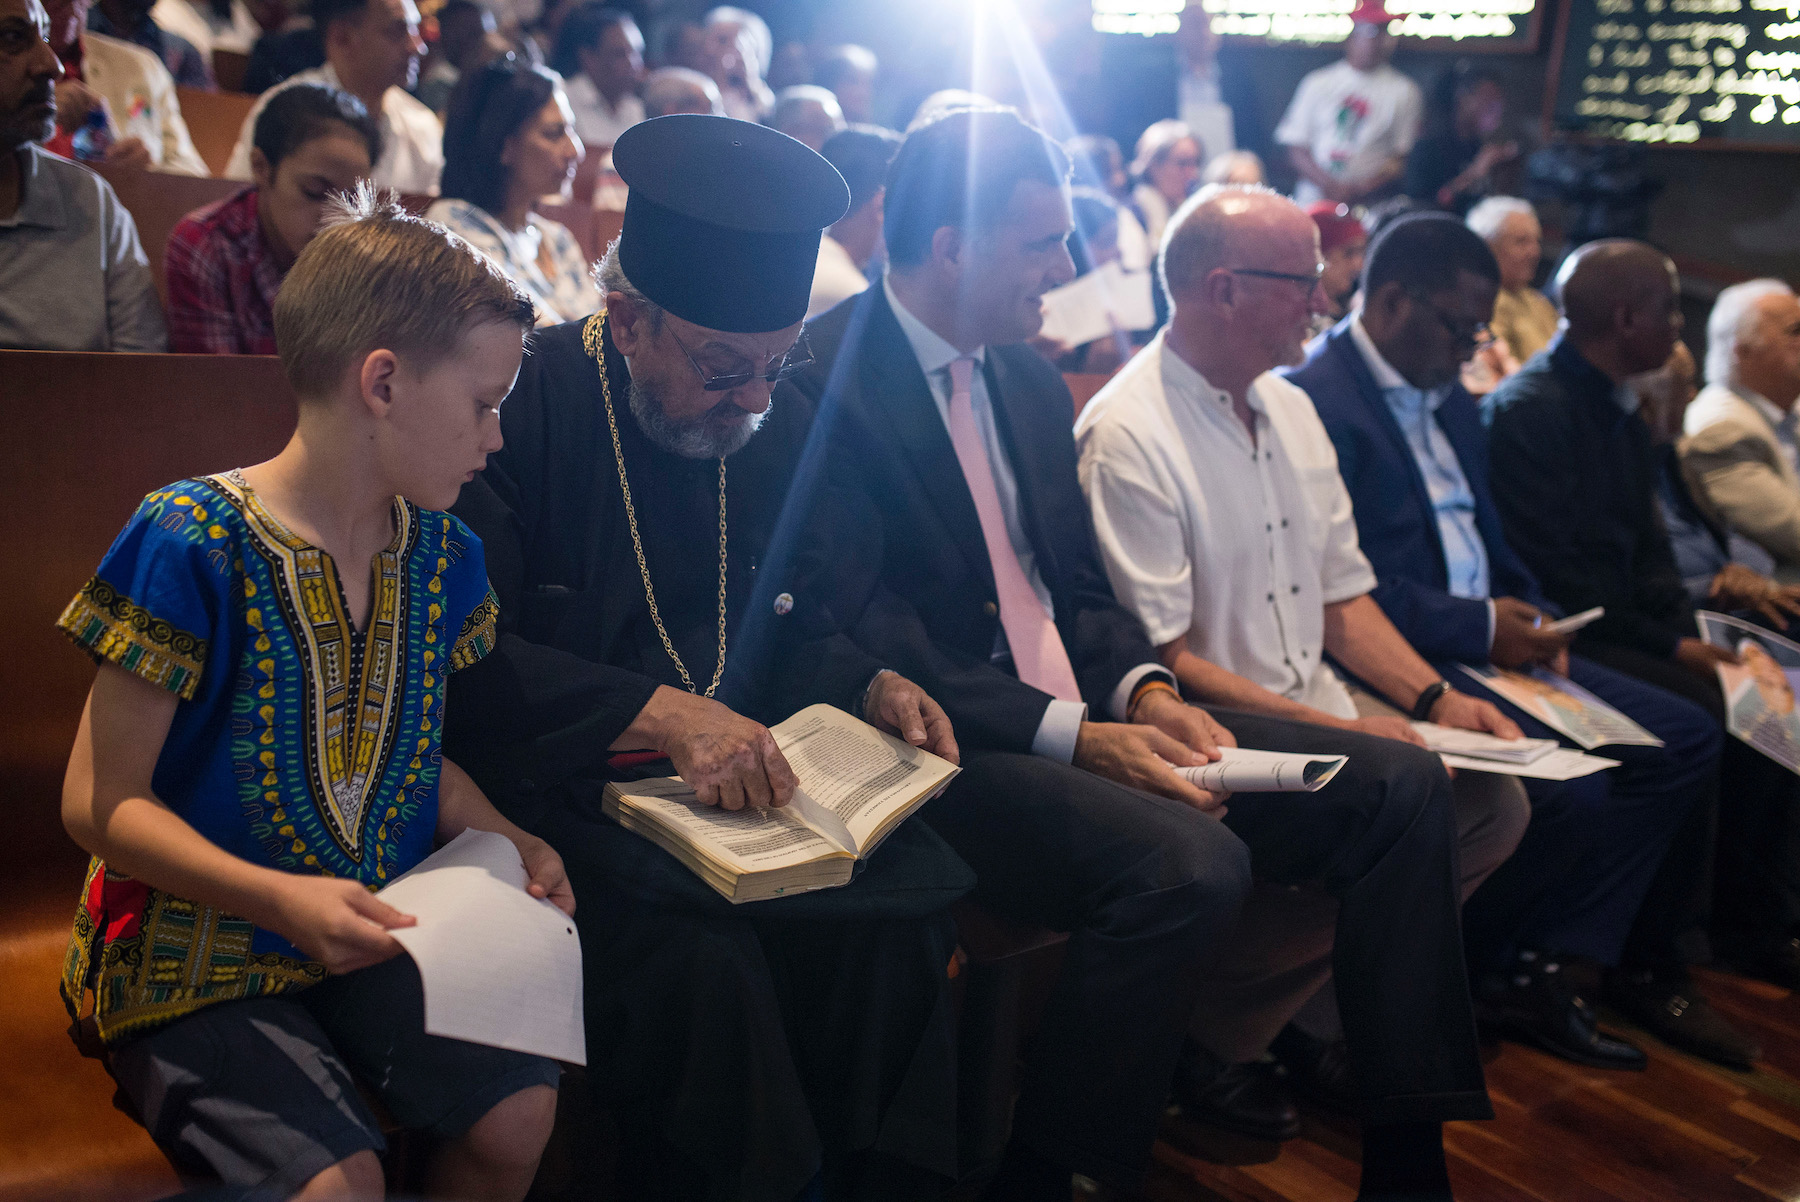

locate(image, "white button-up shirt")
(884, 278), (1163, 760)
(1748, 390), (1800, 479)
(1076, 332), (1377, 720)
(226, 64), (444, 195)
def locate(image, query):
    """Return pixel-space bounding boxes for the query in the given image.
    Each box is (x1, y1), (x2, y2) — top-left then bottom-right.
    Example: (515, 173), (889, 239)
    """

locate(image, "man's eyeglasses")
(667, 326), (816, 392)
(1226, 264), (1326, 292)
(1407, 290), (1493, 350)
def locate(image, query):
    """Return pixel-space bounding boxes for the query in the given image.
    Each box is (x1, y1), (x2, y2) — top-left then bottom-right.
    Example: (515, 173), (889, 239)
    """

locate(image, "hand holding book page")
(1174, 747), (1348, 792)
(376, 829), (585, 1064)
(1542, 606), (1605, 635)
(1698, 609), (1800, 776)
(1458, 664), (1663, 749)
(603, 705), (961, 903)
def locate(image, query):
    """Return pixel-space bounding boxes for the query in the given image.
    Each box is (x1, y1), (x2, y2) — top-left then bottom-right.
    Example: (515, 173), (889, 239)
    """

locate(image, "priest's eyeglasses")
(667, 326), (817, 391)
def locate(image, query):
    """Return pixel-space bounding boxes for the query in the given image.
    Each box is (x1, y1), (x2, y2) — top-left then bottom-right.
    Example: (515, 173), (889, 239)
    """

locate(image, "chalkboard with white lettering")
(1548, 0), (1800, 149)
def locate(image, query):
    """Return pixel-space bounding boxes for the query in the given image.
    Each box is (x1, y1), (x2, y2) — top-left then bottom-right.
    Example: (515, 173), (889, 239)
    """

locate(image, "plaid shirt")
(164, 186), (283, 355)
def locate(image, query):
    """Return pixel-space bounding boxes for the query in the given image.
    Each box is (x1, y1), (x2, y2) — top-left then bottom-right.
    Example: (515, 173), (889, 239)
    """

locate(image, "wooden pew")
(0, 351), (297, 1202)
(532, 201), (623, 266)
(94, 163), (242, 305)
(1065, 371), (1112, 419)
(175, 86), (257, 177)
(211, 48), (251, 94)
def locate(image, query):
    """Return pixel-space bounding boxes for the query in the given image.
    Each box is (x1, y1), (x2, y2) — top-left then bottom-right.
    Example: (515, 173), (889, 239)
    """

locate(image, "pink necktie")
(944, 356), (1083, 703)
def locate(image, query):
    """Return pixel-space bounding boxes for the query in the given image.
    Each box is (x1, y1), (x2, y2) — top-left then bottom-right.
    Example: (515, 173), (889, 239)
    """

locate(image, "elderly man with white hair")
(1467, 195), (1558, 363)
(1681, 278), (1800, 566)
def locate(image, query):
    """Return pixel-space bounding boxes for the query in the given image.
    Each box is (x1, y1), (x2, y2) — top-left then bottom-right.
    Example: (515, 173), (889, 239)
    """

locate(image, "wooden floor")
(1143, 968), (1800, 1201)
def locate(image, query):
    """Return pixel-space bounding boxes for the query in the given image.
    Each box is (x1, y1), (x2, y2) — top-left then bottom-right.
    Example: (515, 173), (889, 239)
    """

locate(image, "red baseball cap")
(1306, 201), (1367, 254)
(1348, 0), (1396, 25)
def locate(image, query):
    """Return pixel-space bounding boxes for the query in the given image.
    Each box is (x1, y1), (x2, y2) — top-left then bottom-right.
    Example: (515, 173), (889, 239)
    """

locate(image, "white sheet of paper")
(1438, 749), (1620, 780)
(1037, 269), (1114, 347)
(378, 829), (585, 1065)
(1099, 261), (1157, 331)
(1175, 746), (1349, 792)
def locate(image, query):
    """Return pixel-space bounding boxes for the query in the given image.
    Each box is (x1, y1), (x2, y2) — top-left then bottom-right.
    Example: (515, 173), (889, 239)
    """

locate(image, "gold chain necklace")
(584, 313), (728, 698)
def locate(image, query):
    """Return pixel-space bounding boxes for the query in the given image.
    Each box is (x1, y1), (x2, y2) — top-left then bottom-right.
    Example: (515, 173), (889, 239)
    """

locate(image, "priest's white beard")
(629, 376), (766, 458)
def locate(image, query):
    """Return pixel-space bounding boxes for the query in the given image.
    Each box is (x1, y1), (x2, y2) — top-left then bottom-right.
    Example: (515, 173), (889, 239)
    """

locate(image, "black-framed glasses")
(666, 325), (816, 392)
(1227, 264), (1326, 290)
(1406, 290), (1493, 350)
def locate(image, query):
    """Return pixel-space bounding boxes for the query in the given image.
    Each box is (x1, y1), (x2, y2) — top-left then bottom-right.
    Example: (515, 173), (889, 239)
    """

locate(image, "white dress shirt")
(1346, 316), (1497, 643)
(226, 64), (444, 194)
(82, 32), (208, 176)
(151, 0), (261, 59)
(563, 74), (644, 149)
(1075, 332), (1378, 721)
(1749, 391), (1800, 478)
(884, 277), (1163, 761)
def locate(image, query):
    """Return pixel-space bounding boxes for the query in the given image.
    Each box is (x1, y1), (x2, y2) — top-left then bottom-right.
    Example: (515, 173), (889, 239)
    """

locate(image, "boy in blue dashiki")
(56, 188), (570, 1201)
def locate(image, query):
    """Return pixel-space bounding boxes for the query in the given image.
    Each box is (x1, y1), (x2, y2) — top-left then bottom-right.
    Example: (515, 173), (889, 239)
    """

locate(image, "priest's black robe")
(445, 318), (973, 1202)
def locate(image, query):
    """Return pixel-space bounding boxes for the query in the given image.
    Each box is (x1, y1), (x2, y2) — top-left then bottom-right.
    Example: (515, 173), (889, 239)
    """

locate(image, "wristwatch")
(1411, 679), (1453, 722)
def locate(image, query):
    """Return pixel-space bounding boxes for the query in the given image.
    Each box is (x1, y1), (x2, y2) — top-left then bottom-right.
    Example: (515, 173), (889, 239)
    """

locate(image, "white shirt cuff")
(1031, 699), (1088, 764)
(1110, 662), (1173, 722)
(1485, 599), (1496, 652)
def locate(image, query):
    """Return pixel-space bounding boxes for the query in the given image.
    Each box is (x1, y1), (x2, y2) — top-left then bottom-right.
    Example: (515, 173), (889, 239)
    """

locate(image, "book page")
(772, 705), (959, 853)
(611, 777), (846, 869)
(1698, 610), (1800, 776)
(377, 830), (585, 1065)
(1410, 722), (1558, 764)
(1174, 746), (1347, 793)
(1458, 664), (1663, 749)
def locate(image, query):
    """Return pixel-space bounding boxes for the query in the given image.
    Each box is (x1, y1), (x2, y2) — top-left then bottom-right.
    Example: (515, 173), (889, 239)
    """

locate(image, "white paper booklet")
(1458, 664), (1663, 749)
(1409, 722), (1559, 764)
(1175, 747), (1348, 792)
(1037, 261), (1157, 347)
(377, 829), (585, 1065)
(1437, 749), (1620, 780)
(603, 705), (960, 904)
(1698, 609), (1800, 776)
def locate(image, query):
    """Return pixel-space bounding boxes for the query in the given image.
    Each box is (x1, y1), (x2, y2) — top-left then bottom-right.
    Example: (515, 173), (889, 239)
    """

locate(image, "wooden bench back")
(93, 164), (243, 305)
(175, 86), (257, 177)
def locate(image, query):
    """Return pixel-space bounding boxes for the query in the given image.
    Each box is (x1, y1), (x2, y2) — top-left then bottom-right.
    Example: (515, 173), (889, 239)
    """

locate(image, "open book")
(602, 704), (960, 903)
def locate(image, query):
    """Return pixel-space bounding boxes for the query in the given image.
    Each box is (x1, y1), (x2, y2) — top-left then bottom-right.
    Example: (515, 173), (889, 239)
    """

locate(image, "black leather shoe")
(1271, 1024), (1359, 1115)
(1604, 968), (1761, 1070)
(1475, 951), (1646, 1070)
(1169, 1040), (1301, 1141)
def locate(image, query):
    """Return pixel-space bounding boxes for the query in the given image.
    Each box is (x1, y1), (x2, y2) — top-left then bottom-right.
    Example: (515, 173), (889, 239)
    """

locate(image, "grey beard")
(628, 376), (766, 459)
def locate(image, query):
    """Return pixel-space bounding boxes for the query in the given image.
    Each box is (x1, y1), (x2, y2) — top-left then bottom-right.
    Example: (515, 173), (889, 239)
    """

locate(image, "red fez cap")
(1347, 0), (1395, 25)
(1306, 201), (1366, 254)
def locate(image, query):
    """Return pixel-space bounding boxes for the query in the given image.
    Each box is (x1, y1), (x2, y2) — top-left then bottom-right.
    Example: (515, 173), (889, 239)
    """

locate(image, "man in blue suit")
(1285, 214), (1757, 1070)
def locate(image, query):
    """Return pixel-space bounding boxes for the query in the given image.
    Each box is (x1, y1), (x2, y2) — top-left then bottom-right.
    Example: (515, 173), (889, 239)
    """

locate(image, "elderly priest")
(446, 115), (975, 1202)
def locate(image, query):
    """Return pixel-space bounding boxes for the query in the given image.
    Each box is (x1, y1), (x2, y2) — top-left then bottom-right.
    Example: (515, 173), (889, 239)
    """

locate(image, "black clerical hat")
(612, 115), (850, 334)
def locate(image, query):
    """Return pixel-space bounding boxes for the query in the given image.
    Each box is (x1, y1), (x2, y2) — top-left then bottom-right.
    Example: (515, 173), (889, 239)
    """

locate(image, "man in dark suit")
(1286, 214), (1743, 1069)
(1485, 238), (1800, 1054)
(786, 107), (1490, 1202)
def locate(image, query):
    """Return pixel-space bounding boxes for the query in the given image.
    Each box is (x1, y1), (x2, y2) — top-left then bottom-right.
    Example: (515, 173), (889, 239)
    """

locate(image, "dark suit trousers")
(504, 781), (972, 1202)
(1570, 639), (1800, 961)
(1453, 656), (1718, 973)
(1206, 711), (1493, 1128)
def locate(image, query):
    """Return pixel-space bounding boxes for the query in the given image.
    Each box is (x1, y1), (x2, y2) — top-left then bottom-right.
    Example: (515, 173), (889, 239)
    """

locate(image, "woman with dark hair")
(164, 82), (379, 354)
(1403, 62), (1519, 211)
(427, 56), (599, 327)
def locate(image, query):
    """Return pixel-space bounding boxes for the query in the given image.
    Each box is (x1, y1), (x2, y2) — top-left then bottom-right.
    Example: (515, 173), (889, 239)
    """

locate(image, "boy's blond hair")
(273, 184), (536, 398)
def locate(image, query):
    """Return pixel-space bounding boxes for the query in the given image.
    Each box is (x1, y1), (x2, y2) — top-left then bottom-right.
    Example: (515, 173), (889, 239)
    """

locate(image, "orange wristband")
(1128, 678), (1179, 719)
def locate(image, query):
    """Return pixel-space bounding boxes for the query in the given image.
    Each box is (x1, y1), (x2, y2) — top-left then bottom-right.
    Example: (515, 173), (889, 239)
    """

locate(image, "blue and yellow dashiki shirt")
(55, 473), (499, 1045)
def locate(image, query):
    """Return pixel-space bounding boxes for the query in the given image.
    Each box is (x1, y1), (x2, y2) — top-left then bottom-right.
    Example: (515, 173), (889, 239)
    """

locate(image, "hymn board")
(1548, 0), (1800, 148)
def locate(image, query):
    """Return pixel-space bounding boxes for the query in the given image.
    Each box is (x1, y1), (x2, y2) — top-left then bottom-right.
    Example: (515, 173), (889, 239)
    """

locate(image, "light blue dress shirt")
(1349, 317), (1495, 622)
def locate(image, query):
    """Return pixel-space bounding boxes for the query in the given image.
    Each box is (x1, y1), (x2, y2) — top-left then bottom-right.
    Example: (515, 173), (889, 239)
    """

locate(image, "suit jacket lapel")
(860, 290), (997, 593)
